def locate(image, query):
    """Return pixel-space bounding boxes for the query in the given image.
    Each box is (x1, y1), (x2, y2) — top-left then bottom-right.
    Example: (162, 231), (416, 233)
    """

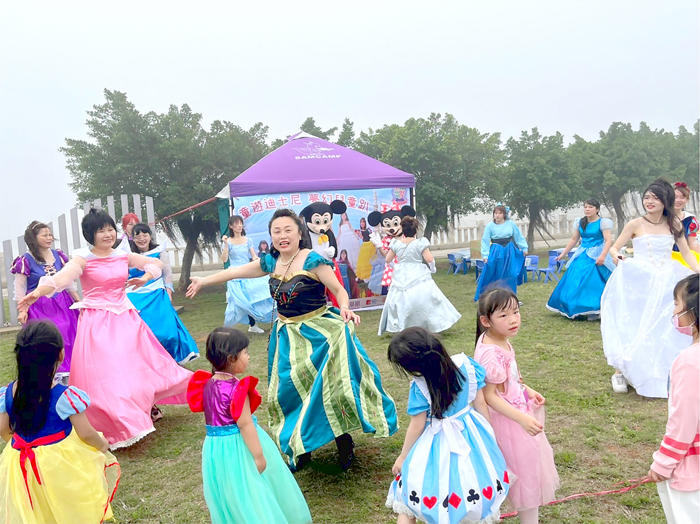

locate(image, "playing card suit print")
(503, 471), (510, 484)
(496, 479), (503, 493)
(423, 496), (437, 509)
(466, 489), (480, 504)
(409, 491), (419, 505)
(482, 486), (493, 500)
(448, 493), (462, 508)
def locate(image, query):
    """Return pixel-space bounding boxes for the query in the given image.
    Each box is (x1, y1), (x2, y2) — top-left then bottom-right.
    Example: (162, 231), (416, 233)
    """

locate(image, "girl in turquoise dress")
(188, 327), (312, 524)
(222, 216), (274, 333)
(188, 209), (398, 470)
(475, 206), (528, 301)
(546, 200), (615, 320)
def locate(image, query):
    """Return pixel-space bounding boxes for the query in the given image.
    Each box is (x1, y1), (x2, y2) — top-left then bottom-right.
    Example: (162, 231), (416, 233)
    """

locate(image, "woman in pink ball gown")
(19, 209), (192, 449)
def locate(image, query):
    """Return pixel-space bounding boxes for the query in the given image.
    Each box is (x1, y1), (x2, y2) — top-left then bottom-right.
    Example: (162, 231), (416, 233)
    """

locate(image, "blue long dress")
(127, 243), (200, 364)
(546, 218), (615, 319)
(224, 238), (274, 327)
(474, 221), (528, 301)
(385, 354), (509, 523)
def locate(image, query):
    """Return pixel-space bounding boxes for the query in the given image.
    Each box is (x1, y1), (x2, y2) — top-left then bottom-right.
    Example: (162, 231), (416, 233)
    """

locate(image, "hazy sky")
(1, 0), (698, 242)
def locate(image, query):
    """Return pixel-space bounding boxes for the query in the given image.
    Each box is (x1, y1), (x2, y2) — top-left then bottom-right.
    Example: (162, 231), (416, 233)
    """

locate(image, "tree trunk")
(178, 233), (200, 291)
(423, 217), (436, 245)
(526, 204), (539, 250)
(610, 192), (627, 235)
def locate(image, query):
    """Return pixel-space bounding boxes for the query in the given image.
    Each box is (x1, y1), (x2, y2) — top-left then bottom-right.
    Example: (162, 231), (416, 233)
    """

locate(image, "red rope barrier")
(500, 476), (653, 519)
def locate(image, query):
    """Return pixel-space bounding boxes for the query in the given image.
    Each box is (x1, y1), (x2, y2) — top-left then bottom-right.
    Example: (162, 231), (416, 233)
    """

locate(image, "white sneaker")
(248, 325), (264, 334)
(611, 374), (628, 393)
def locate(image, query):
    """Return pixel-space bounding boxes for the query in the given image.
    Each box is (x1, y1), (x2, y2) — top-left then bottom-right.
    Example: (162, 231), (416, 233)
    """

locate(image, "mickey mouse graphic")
(299, 200), (347, 261)
(367, 204), (416, 295)
(299, 199), (347, 306)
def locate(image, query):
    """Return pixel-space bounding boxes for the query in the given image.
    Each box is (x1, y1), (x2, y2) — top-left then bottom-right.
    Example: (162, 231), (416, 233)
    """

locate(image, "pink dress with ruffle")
(42, 243), (193, 449)
(474, 334), (559, 511)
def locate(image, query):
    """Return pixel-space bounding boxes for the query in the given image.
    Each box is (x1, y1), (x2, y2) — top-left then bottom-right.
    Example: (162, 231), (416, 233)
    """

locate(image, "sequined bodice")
(268, 273), (326, 318)
(203, 378), (238, 427)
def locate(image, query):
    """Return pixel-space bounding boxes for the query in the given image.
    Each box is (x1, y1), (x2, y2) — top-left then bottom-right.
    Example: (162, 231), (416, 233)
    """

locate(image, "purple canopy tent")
(223, 132), (415, 198)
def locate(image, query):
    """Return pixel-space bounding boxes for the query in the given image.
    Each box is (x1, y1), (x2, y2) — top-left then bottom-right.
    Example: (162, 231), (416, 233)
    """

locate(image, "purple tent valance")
(227, 132), (415, 198)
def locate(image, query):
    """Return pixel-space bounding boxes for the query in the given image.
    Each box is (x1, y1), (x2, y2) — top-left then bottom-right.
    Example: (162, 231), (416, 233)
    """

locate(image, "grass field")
(0, 258), (669, 523)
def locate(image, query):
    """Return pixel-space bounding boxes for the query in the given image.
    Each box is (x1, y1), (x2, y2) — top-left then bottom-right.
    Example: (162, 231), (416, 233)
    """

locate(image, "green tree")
(336, 118), (356, 148)
(356, 113), (505, 240)
(63, 89), (269, 289)
(569, 122), (670, 233)
(299, 117), (338, 141)
(505, 128), (580, 248)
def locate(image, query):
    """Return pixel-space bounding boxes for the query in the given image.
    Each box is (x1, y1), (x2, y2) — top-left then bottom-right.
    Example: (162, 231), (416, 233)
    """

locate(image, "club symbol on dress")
(466, 489), (480, 505)
(409, 491), (419, 505)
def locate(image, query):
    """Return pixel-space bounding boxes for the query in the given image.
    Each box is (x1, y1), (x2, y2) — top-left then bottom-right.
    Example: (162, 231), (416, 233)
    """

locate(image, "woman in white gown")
(378, 216), (461, 335)
(336, 213), (361, 270)
(602, 179), (699, 398)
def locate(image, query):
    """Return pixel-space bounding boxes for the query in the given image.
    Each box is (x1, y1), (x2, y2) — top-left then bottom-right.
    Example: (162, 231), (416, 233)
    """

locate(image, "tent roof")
(224, 132), (415, 198)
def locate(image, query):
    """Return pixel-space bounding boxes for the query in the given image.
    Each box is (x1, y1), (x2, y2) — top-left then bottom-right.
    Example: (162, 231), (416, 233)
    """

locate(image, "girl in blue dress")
(127, 223), (200, 364)
(222, 216), (274, 333)
(386, 327), (509, 524)
(475, 206), (528, 301)
(546, 199), (615, 320)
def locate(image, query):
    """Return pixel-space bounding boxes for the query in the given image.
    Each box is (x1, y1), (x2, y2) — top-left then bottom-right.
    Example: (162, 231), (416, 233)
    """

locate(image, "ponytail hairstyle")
(643, 179), (682, 238)
(401, 216), (420, 237)
(579, 198), (601, 233)
(674, 274), (699, 331)
(205, 327), (250, 372)
(475, 287), (520, 345)
(387, 327), (464, 419)
(12, 321), (64, 435)
(267, 209), (312, 258)
(24, 221), (52, 264)
(227, 215), (246, 237)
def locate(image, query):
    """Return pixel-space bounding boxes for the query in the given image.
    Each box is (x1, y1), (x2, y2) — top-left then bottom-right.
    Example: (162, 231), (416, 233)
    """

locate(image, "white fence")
(0, 195), (155, 327)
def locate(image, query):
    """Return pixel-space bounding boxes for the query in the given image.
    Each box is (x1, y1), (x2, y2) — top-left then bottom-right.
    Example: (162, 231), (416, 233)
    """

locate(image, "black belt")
(491, 237), (514, 247)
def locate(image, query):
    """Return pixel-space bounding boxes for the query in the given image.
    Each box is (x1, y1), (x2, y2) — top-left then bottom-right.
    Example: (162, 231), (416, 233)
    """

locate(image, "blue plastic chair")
(536, 255), (560, 284)
(459, 257), (471, 274)
(447, 254), (459, 275)
(550, 250), (566, 274)
(338, 263), (352, 294)
(523, 255), (539, 283)
(474, 259), (485, 282)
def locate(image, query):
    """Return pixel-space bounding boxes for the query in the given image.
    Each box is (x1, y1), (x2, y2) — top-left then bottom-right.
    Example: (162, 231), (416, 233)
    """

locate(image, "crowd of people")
(0, 177), (697, 523)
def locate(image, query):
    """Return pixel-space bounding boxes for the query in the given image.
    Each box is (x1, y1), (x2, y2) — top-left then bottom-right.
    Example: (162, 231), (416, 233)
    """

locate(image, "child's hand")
(518, 414), (543, 436)
(255, 455), (267, 474)
(647, 469), (667, 483)
(531, 390), (545, 406)
(392, 455), (405, 476)
(99, 435), (110, 453)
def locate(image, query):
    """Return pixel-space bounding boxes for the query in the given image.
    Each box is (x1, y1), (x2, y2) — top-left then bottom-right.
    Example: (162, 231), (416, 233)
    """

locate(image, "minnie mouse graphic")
(367, 204), (416, 295)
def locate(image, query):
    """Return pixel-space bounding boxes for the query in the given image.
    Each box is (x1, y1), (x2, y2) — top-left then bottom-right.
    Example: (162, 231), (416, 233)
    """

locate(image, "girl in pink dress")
(19, 209), (193, 449)
(473, 288), (559, 524)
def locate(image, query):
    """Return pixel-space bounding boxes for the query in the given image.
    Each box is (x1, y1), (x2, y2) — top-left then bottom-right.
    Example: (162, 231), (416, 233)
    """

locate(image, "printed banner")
(231, 187), (410, 310)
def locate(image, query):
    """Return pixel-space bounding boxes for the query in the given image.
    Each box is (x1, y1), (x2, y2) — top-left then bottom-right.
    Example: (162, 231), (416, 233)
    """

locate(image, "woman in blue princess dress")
(127, 223), (200, 364)
(222, 216), (274, 334)
(546, 199), (615, 320)
(474, 206), (528, 301)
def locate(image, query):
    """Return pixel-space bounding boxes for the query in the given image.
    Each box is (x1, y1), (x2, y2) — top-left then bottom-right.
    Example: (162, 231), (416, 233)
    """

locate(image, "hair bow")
(674, 182), (688, 189)
(496, 202), (511, 213)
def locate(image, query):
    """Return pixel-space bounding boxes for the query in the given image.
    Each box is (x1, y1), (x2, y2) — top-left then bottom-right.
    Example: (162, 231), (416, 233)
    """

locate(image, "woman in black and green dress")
(187, 209), (398, 469)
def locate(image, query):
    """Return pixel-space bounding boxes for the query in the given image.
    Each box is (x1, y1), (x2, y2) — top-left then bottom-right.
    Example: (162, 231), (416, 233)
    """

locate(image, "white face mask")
(672, 309), (696, 337)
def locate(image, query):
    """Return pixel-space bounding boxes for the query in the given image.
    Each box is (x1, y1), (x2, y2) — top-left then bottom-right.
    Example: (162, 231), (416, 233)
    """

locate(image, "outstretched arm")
(609, 218), (639, 263)
(187, 260), (266, 298)
(18, 258), (86, 309)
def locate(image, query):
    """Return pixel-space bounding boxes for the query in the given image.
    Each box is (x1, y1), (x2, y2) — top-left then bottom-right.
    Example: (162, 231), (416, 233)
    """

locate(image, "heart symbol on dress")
(503, 471), (510, 484)
(482, 486), (493, 500)
(423, 496), (437, 509)
(395, 474), (401, 482)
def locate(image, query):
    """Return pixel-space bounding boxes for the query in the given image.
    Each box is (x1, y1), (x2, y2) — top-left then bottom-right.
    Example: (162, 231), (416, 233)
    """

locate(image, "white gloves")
(428, 260), (436, 273)
(369, 231), (383, 249)
(324, 246), (336, 259)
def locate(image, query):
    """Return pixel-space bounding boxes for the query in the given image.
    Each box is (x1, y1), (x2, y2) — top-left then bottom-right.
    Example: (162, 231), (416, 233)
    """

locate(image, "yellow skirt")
(355, 241), (377, 280)
(0, 430), (120, 524)
(671, 249), (700, 269)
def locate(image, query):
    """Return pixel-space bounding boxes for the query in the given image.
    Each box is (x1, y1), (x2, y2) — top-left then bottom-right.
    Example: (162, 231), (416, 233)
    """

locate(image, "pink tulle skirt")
(69, 308), (193, 449)
(489, 405), (560, 510)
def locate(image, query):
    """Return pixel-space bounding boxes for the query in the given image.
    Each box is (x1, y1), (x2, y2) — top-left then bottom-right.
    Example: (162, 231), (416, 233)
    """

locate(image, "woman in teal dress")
(546, 200), (615, 320)
(187, 209), (398, 469)
(474, 205), (529, 301)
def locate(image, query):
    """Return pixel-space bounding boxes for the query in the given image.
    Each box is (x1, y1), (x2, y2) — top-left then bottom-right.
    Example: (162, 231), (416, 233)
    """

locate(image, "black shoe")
(150, 405), (163, 422)
(335, 433), (355, 470)
(294, 452), (312, 472)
